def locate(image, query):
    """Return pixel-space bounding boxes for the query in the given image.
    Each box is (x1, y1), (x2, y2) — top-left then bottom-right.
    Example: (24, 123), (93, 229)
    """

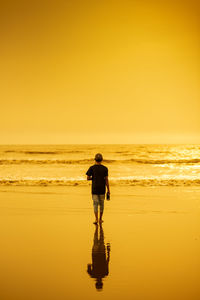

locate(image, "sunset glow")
(0, 0), (199, 144)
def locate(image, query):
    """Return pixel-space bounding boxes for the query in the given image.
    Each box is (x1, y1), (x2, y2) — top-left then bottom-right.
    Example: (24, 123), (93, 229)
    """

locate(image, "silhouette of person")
(87, 225), (110, 291)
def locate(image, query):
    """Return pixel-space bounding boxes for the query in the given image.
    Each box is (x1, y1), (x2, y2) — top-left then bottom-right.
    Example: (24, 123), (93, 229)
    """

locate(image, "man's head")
(95, 153), (103, 163)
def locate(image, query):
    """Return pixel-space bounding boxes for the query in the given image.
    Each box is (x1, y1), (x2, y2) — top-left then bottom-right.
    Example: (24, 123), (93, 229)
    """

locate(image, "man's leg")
(94, 211), (98, 223)
(92, 194), (99, 224)
(99, 211), (103, 223)
(99, 194), (105, 223)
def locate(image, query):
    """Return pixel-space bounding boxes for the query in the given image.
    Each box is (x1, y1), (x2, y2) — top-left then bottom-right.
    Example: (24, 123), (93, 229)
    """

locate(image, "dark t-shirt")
(86, 164), (108, 195)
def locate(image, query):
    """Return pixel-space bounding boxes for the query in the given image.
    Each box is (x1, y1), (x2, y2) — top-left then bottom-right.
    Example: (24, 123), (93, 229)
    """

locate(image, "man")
(86, 153), (110, 224)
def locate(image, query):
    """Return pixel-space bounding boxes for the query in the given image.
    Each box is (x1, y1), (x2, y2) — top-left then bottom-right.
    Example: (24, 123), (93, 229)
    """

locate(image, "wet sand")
(0, 186), (199, 300)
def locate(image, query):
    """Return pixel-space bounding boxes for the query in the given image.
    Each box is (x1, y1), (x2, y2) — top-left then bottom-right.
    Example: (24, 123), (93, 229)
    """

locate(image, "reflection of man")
(87, 225), (110, 291)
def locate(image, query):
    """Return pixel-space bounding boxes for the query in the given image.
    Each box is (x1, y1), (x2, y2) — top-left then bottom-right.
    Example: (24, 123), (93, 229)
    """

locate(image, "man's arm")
(105, 176), (110, 193)
(86, 166), (92, 180)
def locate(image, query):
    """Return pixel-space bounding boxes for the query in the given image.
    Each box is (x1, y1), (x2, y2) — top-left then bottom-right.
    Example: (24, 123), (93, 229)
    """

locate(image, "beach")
(0, 185), (199, 300)
(2, 0), (199, 298)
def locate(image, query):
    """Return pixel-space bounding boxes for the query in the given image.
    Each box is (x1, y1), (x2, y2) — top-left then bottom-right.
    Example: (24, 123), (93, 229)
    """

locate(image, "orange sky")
(0, 0), (199, 144)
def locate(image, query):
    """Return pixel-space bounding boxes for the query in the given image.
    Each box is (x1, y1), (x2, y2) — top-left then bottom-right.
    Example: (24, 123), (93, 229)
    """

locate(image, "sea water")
(0, 144), (200, 186)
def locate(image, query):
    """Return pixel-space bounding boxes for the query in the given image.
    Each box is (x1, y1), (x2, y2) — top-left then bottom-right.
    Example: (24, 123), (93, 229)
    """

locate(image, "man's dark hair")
(95, 153), (103, 162)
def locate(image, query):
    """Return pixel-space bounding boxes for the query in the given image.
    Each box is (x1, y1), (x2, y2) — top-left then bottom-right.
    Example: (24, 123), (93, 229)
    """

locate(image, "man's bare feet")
(99, 220), (104, 224)
(93, 221), (98, 225)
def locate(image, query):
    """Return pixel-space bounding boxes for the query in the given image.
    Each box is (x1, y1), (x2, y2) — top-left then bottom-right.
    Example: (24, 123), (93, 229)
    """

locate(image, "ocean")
(0, 144), (200, 186)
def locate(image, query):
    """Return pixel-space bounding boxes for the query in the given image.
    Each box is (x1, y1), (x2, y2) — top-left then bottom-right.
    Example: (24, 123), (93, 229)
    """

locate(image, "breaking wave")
(4, 150), (83, 154)
(1, 178), (200, 186)
(0, 159), (115, 165)
(0, 158), (200, 165)
(128, 158), (200, 164)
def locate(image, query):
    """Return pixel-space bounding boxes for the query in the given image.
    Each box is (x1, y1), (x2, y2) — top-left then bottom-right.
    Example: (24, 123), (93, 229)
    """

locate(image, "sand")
(0, 185), (199, 300)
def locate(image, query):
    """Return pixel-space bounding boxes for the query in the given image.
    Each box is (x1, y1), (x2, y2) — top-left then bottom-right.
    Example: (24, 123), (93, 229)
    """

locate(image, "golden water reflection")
(87, 225), (111, 291)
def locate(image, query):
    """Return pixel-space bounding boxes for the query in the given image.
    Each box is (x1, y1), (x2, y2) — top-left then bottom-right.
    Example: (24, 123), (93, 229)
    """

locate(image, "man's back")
(86, 164), (108, 195)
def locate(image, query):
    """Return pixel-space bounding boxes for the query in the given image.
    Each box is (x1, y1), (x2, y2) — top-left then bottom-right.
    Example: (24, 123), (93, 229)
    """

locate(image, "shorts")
(92, 194), (105, 213)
